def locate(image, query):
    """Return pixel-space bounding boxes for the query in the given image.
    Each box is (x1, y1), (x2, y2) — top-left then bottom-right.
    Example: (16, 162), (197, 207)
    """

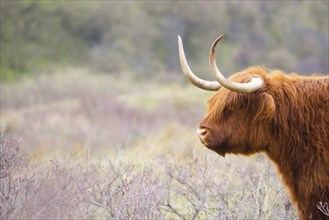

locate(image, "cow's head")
(178, 35), (276, 156)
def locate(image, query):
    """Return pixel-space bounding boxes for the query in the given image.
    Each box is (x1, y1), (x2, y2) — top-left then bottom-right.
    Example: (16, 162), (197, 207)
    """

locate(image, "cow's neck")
(266, 75), (329, 198)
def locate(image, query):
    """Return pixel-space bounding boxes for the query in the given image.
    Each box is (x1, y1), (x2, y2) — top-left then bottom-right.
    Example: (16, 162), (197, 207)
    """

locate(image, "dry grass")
(1, 68), (298, 219)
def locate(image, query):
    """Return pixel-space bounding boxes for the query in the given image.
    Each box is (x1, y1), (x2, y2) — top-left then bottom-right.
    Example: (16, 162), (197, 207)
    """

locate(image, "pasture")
(1, 68), (297, 219)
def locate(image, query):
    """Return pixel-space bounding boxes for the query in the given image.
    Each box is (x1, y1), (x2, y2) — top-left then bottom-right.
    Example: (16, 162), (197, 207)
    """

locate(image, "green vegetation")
(1, 1), (328, 81)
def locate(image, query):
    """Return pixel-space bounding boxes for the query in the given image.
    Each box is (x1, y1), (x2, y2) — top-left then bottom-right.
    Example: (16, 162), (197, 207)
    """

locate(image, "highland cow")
(178, 35), (329, 220)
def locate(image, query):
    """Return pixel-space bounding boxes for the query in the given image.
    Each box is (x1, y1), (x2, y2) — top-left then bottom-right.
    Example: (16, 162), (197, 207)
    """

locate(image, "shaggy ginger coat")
(201, 66), (329, 219)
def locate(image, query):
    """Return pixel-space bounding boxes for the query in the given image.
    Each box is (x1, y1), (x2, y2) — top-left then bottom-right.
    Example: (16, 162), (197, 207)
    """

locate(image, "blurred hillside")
(1, 1), (328, 81)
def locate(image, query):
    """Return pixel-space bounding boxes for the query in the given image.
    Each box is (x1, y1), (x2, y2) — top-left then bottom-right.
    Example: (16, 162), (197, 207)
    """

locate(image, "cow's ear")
(254, 92), (275, 122)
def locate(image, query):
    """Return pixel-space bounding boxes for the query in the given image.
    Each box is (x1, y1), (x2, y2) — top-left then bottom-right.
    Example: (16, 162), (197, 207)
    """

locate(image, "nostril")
(197, 128), (207, 137)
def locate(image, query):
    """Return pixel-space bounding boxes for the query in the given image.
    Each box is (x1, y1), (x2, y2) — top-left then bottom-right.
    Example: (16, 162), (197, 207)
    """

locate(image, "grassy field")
(0, 68), (297, 219)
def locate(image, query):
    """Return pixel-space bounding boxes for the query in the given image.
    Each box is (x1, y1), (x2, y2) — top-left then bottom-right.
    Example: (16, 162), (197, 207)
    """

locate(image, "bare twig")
(89, 199), (108, 210)
(317, 200), (329, 216)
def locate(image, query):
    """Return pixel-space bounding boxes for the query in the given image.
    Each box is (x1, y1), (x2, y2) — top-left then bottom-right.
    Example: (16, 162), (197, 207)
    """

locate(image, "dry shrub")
(1, 130), (295, 217)
(160, 154), (296, 219)
(0, 125), (28, 219)
(1, 126), (298, 219)
(1, 127), (167, 219)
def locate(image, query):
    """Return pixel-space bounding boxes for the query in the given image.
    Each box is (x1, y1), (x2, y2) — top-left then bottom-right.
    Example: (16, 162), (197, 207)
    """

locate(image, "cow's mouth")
(199, 134), (228, 157)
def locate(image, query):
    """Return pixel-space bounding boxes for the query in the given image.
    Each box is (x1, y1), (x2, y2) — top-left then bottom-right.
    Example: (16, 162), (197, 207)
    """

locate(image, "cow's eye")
(223, 106), (233, 117)
(223, 104), (244, 117)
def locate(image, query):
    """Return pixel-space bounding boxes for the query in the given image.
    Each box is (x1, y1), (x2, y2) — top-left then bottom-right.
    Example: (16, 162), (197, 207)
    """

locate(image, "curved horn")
(178, 36), (221, 91)
(209, 35), (264, 93)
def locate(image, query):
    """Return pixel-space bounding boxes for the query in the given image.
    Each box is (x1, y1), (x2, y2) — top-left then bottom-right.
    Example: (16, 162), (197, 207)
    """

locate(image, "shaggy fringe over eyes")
(252, 92), (275, 124)
(206, 67), (275, 124)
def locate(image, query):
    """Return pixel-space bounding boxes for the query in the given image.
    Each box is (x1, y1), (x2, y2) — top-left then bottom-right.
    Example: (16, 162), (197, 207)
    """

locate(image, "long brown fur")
(200, 66), (329, 219)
